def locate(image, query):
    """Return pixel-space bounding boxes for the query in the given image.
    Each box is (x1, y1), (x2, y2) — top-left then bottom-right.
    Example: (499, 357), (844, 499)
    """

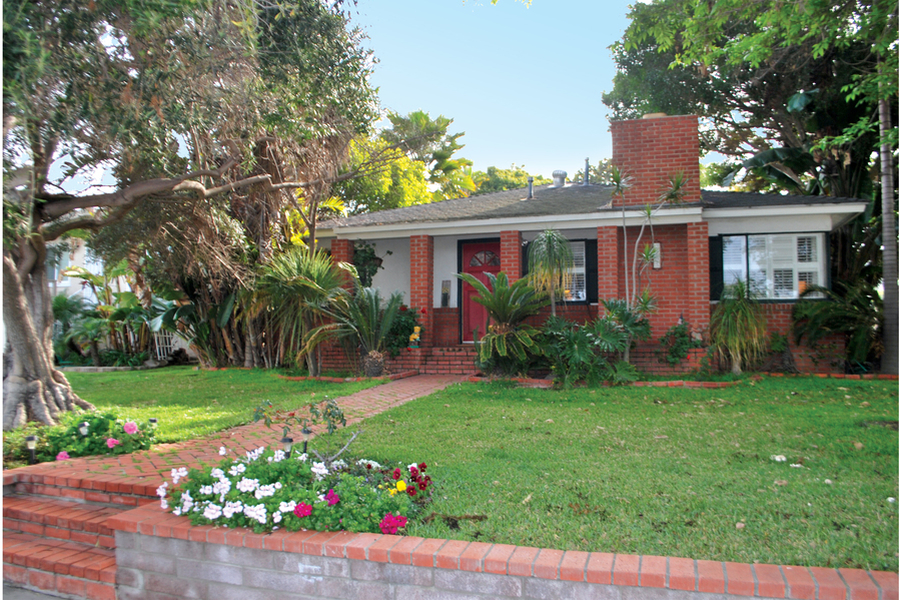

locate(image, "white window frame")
(564, 241), (587, 302)
(722, 233), (826, 300)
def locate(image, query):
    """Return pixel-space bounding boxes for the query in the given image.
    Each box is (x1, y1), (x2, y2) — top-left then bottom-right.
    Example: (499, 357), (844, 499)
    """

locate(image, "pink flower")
(56, 451), (70, 461)
(378, 513), (408, 535)
(325, 489), (340, 506)
(123, 422), (138, 435)
(106, 438), (120, 449)
(293, 502), (313, 518)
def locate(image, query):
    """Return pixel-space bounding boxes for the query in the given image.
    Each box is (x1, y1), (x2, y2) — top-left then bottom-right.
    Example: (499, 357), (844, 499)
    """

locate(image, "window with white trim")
(564, 241), (587, 302)
(722, 233), (826, 300)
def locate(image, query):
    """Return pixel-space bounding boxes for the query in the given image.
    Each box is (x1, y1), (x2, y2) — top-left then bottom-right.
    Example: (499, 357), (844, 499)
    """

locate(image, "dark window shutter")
(586, 239), (598, 303)
(709, 236), (724, 300)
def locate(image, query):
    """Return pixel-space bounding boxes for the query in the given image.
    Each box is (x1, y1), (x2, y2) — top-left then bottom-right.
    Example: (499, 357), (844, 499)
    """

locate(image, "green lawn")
(327, 377), (898, 571)
(64, 366), (381, 443)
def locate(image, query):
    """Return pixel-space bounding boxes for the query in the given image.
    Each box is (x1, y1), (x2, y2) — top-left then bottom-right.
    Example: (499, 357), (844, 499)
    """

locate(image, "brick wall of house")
(410, 235), (434, 348)
(610, 114), (702, 207)
(432, 307), (460, 347)
(500, 231), (523, 282)
(761, 304), (845, 373)
(330, 239), (355, 289)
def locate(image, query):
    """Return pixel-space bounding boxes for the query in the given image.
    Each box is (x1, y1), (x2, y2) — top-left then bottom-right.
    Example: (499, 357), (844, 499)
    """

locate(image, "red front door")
(461, 242), (501, 343)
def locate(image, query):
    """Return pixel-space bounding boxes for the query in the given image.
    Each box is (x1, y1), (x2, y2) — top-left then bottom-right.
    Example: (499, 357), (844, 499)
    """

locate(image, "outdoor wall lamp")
(281, 437), (294, 457)
(302, 427), (312, 454)
(78, 422), (90, 436)
(25, 435), (37, 465)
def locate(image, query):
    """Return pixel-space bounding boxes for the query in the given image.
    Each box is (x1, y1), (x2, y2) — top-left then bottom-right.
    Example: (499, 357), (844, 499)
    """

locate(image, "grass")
(63, 366), (382, 442)
(325, 376), (898, 571)
(2, 367), (381, 466)
(5, 369), (896, 570)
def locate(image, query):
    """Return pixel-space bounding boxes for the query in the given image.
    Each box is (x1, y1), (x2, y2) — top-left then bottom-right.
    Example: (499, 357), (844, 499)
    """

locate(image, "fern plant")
(456, 271), (548, 375)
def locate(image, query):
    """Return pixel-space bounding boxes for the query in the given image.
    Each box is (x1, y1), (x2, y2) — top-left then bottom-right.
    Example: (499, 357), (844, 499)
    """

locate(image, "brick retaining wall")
(107, 504), (898, 600)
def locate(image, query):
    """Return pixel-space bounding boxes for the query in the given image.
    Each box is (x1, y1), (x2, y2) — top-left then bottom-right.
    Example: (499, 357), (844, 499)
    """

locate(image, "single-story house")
(318, 114), (867, 375)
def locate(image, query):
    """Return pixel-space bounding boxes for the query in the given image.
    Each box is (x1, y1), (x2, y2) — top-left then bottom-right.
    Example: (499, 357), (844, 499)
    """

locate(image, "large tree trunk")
(878, 96), (898, 375)
(3, 254), (94, 430)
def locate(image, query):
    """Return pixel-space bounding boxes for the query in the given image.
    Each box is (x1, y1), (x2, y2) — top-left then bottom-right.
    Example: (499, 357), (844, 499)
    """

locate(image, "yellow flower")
(389, 489), (397, 496)
(396, 480), (407, 492)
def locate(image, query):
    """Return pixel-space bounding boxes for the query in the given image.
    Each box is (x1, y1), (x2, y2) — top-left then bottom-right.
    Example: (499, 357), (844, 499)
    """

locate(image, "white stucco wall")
(369, 239), (411, 304)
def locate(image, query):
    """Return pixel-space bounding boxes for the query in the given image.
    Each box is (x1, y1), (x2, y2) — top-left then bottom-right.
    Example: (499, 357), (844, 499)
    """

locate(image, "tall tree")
(2, 0), (377, 429)
(615, 0), (897, 374)
(472, 165), (550, 194)
(381, 110), (476, 200)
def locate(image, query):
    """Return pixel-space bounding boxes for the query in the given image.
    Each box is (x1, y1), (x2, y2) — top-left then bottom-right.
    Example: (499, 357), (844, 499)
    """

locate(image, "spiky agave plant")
(709, 280), (768, 375)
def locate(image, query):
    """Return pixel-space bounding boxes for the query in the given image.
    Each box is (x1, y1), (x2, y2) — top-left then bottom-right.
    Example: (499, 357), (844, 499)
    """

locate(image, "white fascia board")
(704, 203), (866, 229)
(321, 207), (704, 241)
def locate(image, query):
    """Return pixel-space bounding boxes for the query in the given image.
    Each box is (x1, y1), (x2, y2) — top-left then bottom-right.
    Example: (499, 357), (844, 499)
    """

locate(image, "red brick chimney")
(610, 114), (702, 207)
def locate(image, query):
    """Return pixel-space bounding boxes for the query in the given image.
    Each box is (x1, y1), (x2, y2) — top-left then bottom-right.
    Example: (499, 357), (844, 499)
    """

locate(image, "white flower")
(171, 467), (189, 484)
(770, 455), (786, 463)
(212, 479), (232, 501)
(408, 463), (419, 472)
(156, 482), (169, 498)
(160, 499), (169, 510)
(825, 479), (833, 485)
(218, 446), (227, 456)
(228, 463), (247, 477)
(236, 478), (260, 493)
(173, 507), (182, 516)
(311, 462), (328, 480)
(331, 459), (347, 470)
(243, 503), (267, 524)
(889, 497), (896, 504)
(223, 501), (243, 518)
(278, 501), (297, 514)
(789, 464), (802, 468)
(203, 503), (223, 520)
(273, 511), (282, 524)
(357, 459), (382, 470)
(246, 447), (266, 461)
(272, 450), (286, 463)
(199, 485), (213, 495)
(274, 482), (282, 489)
(210, 468), (226, 480)
(296, 453), (308, 462)
(254, 483), (278, 499)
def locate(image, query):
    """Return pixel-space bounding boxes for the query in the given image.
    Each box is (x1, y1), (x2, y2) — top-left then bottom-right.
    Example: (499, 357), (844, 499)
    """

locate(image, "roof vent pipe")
(551, 170), (567, 188)
(527, 177), (534, 199)
(583, 157), (590, 186)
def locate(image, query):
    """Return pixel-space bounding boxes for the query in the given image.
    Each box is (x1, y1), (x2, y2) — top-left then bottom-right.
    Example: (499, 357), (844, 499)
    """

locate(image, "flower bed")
(157, 444), (434, 536)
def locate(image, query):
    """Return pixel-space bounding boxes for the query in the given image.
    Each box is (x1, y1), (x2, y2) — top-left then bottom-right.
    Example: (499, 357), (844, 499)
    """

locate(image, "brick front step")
(4, 496), (124, 549)
(3, 532), (117, 599)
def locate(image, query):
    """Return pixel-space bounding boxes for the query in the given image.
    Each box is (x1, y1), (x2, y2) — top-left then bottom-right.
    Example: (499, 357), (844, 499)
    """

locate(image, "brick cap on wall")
(106, 503), (898, 600)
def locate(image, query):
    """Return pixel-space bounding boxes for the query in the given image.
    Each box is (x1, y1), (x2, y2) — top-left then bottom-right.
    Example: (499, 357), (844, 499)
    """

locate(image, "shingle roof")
(323, 185), (865, 230)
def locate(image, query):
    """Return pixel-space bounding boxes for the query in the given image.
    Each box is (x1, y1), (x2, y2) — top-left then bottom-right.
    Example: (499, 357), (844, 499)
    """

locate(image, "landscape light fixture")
(25, 435), (37, 465)
(78, 422), (90, 436)
(148, 418), (158, 429)
(302, 427), (312, 454)
(281, 437), (294, 457)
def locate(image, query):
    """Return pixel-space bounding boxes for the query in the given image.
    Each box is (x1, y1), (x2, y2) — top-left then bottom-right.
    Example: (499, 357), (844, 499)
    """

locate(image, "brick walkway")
(2, 374), (465, 494)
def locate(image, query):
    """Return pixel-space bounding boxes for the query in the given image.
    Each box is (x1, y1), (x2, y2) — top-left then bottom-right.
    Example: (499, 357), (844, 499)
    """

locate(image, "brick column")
(500, 231), (523, 282)
(597, 226), (621, 303)
(330, 238), (355, 289)
(410, 235), (434, 348)
(686, 222), (709, 330)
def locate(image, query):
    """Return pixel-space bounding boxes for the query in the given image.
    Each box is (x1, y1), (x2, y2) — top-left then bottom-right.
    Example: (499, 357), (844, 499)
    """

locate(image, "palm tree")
(527, 229), (573, 317)
(253, 247), (350, 376)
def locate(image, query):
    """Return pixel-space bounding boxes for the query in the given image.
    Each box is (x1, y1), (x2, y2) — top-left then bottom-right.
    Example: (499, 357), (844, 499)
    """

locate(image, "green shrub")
(384, 304), (421, 357)
(41, 411), (156, 461)
(659, 321), (702, 366)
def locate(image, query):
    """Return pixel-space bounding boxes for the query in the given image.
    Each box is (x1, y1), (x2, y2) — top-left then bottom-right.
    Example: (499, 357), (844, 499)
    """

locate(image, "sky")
(347, 0), (636, 181)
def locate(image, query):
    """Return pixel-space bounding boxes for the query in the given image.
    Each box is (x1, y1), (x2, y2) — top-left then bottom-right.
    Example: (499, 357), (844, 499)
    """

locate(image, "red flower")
(418, 481), (427, 490)
(293, 502), (313, 518)
(407, 486), (417, 497)
(418, 462), (427, 471)
(409, 466), (419, 478)
(400, 305), (408, 312)
(421, 309), (427, 315)
(392, 468), (401, 480)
